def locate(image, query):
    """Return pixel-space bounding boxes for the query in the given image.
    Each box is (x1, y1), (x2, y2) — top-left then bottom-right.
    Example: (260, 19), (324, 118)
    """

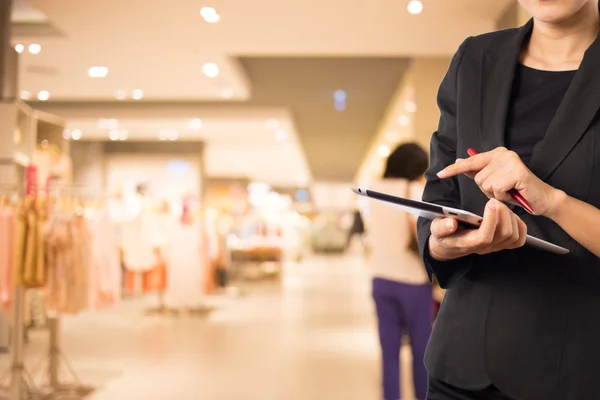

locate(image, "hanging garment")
(0, 207), (16, 310)
(35, 204), (47, 285)
(120, 211), (164, 272)
(13, 200), (27, 286)
(22, 203), (38, 287)
(87, 212), (121, 309)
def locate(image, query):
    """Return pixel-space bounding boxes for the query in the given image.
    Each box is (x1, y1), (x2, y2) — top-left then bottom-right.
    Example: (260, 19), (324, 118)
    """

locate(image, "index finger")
(437, 153), (493, 179)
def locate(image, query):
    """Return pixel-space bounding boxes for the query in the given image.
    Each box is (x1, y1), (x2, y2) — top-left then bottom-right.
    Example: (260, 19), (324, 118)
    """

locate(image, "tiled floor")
(0, 254), (416, 399)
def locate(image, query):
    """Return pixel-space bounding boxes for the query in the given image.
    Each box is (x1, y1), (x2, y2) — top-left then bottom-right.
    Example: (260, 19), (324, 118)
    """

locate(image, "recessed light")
(159, 129), (179, 141)
(275, 130), (288, 142)
(200, 7), (220, 23)
(40, 139), (49, 149)
(20, 90), (31, 100)
(406, 101), (417, 113)
(334, 89), (347, 111)
(378, 144), (391, 158)
(220, 88), (234, 99)
(28, 44), (41, 54)
(98, 118), (119, 129)
(63, 129), (71, 140)
(115, 90), (128, 100)
(334, 90), (347, 102)
(202, 63), (219, 78)
(88, 66), (108, 78)
(189, 119), (203, 130)
(397, 115), (410, 126)
(15, 44), (24, 53)
(266, 119), (280, 130)
(37, 91), (50, 101)
(119, 130), (129, 141)
(71, 129), (82, 141)
(407, 0), (423, 15)
(386, 131), (401, 141)
(109, 129), (120, 141)
(132, 89), (144, 100)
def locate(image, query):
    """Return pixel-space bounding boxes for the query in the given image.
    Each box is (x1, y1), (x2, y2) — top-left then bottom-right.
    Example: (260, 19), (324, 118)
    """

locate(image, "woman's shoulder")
(462, 26), (522, 54)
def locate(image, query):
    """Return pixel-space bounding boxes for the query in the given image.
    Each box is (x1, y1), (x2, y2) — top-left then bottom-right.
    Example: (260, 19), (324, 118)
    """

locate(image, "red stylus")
(466, 148), (535, 215)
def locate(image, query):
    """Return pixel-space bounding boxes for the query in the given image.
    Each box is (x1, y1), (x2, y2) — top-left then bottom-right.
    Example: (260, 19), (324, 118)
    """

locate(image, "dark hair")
(383, 142), (428, 181)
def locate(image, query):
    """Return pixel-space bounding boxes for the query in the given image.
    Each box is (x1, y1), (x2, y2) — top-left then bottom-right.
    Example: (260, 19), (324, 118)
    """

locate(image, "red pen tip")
(467, 148), (478, 157)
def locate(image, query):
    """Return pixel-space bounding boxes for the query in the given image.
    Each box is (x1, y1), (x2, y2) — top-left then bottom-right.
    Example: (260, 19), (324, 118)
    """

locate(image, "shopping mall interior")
(0, 1), (533, 399)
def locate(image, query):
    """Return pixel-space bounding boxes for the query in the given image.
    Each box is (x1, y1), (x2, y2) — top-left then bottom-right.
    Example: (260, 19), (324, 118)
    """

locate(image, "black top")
(505, 64), (577, 166)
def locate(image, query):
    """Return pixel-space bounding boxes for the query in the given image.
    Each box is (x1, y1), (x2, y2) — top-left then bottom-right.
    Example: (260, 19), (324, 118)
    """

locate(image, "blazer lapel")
(528, 32), (600, 182)
(480, 20), (533, 152)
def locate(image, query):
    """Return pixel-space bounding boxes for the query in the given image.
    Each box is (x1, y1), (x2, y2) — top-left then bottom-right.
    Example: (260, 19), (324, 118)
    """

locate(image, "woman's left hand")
(437, 147), (562, 217)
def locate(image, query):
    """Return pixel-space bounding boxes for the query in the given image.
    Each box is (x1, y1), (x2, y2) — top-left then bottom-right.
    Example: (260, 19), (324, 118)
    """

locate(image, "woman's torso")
(367, 179), (428, 284)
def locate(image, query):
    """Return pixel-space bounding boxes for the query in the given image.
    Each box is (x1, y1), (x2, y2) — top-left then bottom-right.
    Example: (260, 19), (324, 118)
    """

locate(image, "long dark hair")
(383, 142), (429, 181)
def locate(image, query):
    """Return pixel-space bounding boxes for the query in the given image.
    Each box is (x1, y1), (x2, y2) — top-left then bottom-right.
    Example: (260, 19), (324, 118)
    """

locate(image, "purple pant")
(372, 278), (433, 400)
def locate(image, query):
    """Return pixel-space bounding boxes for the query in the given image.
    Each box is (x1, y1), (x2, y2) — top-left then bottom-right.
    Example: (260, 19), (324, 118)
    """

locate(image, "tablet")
(352, 187), (569, 255)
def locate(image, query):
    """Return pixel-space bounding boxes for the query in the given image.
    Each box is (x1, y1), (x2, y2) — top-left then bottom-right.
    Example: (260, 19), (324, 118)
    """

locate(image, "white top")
(366, 179), (428, 284)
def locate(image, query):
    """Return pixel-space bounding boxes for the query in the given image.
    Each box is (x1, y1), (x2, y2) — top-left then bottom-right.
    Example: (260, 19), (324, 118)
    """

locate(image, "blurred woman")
(367, 143), (431, 400)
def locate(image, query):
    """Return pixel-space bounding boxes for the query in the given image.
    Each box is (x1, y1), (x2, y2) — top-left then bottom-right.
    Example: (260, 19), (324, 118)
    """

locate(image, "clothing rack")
(0, 184), (40, 400)
(30, 314), (94, 398)
(31, 185), (95, 399)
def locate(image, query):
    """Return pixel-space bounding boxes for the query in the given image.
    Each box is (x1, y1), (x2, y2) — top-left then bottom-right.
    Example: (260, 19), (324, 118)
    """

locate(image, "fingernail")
(488, 199), (497, 210)
(455, 158), (464, 163)
(437, 170), (445, 178)
(445, 219), (454, 230)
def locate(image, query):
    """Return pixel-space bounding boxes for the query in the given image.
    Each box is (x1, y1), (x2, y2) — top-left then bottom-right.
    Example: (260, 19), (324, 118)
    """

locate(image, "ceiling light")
(200, 7), (220, 23)
(378, 144), (391, 158)
(189, 118), (203, 130)
(119, 130), (129, 141)
(37, 91), (50, 101)
(28, 44), (41, 54)
(115, 90), (128, 100)
(397, 115), (410, 126)
(63, 129), (71, 140)
(15, 44), (24, 53)
(109, 129), (120, 141)
(407, 0), (423, 15)
(406, 101), (417, 113)
(98, 118), (119, 129)
(71, 129), (82, 141)
(386, 131), (401, 141)
(266, 119), (280, 130)
(132, 89), (144, 100)
(20, 90), (31, 100)
(220, 88), (234, 99)
(88, 66), (108, 78)
(202, 63), (219, 78)
(333, 90), (347, 102)
(275, 130), (288, 142)
(159, 129), (179, 141)
(333, 89), (347, 111)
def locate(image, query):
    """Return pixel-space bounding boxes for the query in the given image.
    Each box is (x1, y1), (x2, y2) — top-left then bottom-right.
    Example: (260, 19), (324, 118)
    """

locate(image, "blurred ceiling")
(13, 0), (514, 185)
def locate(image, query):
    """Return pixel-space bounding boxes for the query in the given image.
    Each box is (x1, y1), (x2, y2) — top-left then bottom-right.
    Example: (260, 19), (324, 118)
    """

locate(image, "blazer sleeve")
(417, 36), (475, 289)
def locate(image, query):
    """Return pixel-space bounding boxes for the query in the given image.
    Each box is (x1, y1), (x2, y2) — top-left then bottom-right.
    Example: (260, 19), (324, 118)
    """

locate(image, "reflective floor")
(1, 253), (416, 399)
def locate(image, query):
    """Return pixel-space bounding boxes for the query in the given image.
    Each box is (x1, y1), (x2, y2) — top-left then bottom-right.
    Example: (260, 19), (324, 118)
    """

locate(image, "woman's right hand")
(428, 199), (527, 261)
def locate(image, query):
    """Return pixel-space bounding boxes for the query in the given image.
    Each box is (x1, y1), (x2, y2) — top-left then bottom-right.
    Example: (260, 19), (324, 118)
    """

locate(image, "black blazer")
(417, 20), (600, 400)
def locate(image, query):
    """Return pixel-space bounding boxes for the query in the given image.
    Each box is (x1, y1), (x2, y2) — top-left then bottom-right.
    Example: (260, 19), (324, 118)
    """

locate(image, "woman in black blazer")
(417, 1), (600, 399)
